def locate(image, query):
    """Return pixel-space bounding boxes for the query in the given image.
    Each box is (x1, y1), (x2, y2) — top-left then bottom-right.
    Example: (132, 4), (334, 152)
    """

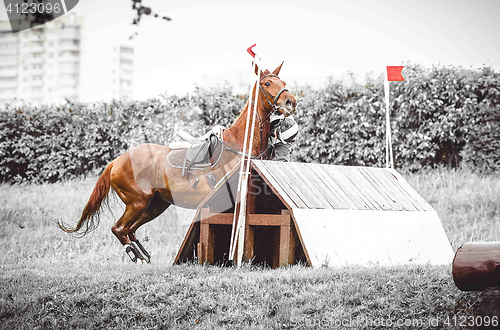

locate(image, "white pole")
(229, 47), (261, 264)
(384, 78), (394, 169)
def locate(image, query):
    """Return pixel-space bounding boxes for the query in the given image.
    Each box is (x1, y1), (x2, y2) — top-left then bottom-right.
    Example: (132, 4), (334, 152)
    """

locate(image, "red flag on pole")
(386, 66), (404, 81)
(247, 44), (257, 58)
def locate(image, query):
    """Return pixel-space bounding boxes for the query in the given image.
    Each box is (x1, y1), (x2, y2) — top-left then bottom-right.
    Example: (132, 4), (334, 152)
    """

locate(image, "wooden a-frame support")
(174, 163), (302, 268)
(198, 209), (295, 268)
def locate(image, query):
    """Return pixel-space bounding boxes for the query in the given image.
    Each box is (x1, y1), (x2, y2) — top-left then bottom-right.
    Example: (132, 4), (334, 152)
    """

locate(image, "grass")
(0, 262), (478, 330)
(1, 168), (499, 329)
(403, 167), (500, 251)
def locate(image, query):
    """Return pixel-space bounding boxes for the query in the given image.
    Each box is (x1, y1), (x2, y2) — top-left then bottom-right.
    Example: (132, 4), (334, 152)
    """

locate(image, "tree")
(131, 0), (171, 26)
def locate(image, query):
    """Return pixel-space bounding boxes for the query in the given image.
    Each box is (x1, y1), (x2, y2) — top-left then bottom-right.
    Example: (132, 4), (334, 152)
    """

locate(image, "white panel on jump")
(292, 208), (454, 267)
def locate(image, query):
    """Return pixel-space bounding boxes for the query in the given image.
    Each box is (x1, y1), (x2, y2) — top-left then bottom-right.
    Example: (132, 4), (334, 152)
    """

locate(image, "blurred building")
(0, 13), (135, 106)
(0, 24), (18, 104)
(0, 14), (83, 104)
(202, 71), (254, 95)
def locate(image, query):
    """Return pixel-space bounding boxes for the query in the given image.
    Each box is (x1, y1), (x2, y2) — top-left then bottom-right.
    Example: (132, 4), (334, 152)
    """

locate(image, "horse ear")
(252, 61), (260, 75)
(253, 62), (267, 78)
(272, 61), (284, 76)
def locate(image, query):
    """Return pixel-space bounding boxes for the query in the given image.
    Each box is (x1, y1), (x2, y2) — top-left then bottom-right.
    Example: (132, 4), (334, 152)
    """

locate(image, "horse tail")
(58, 160), (116, 237)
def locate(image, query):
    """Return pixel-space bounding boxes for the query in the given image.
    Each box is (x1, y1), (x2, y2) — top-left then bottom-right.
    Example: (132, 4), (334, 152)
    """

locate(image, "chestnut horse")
(59, 63), (296, 263)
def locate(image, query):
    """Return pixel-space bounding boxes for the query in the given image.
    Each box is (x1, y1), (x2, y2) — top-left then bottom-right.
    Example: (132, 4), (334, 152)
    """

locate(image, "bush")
(0, 64), (498, 183)
(460, 67), (500, 173)
(293, 77), (386, 166)
(0, 102), (128, 183)
(0, 85), (244, 183)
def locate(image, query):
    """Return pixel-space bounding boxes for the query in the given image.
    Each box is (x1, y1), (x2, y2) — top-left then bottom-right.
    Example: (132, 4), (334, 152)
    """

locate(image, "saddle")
(184, 134), (219, 169)
(167, 127), (224, 189)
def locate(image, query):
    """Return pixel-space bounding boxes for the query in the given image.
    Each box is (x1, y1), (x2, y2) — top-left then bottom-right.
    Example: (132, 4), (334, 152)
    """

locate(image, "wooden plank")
(313, 165), (358, 210)
(360, 168), (415, 211)
(349, 167), (391, 210)
(382, 169), (424, 211)
(259, 161), (308, 208)
(374, 169), (418, 211)
(244, 225), (254, 263)
(337, 166), (383, 211)
(309, 170), (349, 209)
(200, 212), (291, 227)
(388, 169), (433, 211)
(301, 164), (348, 209)
(174, 214), (200, 264)
(355, 167), (396, 211)
(265, 161), (319, 208)
(279, 225), (293, 267)
(285, 162), (329, 208)
(199, 222), (214, 264)
(292, 162), (341, 209)
(343, 166), (386, 210)
(382, 168), (426, 211)
(281, 209), (296, 266)
(201, 212), (233, 225)
(252, 160), (300, 209)
(247, 214), (291, 226)
(283, 162), (323, 208)
(322, 164), (371, 210)
(374, 168), (420, 211)
(252, 160), (295, 209)
(357, 168), (404, 211)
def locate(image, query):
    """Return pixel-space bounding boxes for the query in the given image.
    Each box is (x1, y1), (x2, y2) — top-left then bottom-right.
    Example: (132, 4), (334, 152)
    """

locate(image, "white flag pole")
(384, 66), (402, 169)
(384, 78), (393, 169)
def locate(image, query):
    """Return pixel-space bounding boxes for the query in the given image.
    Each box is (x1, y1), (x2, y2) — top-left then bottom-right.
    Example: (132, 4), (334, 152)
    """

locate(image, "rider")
(269, 111), (298, 162)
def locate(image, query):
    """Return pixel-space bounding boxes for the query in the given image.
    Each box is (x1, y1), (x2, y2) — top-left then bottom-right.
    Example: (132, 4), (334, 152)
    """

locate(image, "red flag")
(247, 44), (256, 58)
(387, 66), (404, 81)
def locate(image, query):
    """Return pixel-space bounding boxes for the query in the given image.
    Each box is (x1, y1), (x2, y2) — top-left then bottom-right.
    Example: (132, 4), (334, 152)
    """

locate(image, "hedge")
(294, 63), (500, 172)
(0, 64), (498, 183)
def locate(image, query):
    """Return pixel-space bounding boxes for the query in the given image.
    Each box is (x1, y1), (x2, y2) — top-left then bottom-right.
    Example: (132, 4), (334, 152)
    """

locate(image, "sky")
(1, 0), (499, 99)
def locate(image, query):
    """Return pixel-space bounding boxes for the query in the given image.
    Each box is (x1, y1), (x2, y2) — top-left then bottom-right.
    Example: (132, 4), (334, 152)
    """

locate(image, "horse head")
(257, 62), (296, 117)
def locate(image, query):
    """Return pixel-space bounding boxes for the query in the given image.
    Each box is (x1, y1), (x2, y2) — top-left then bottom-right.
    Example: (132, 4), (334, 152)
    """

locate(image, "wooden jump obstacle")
(453, 242), (500, 321)
(174, 160), (454, 268)
(453, 242), (500, 291)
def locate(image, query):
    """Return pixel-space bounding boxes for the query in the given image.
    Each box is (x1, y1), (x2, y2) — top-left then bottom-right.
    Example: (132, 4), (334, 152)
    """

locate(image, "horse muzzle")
(277, 92), (296, 116)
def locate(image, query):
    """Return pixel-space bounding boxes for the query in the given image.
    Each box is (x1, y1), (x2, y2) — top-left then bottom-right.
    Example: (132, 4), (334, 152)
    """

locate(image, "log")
(452, 242), (500, 291)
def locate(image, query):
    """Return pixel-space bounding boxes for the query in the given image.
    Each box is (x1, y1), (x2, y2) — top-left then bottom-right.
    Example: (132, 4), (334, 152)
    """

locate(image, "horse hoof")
(134, 240), (151, 262)
(125, 244), (138, 263)
(124, 242), (151, 263)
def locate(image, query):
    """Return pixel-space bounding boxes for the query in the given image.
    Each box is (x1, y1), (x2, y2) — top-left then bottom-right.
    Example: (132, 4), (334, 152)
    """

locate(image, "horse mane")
(231, 98), (251, 125)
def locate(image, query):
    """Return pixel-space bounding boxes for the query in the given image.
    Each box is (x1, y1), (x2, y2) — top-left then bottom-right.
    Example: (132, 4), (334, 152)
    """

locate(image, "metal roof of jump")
(251, 160), (433, 212)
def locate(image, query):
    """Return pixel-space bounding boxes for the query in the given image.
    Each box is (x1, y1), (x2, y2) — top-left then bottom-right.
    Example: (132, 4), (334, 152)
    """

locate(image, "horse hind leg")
(111, 200), (149, 263)
(126, 193), (171, 263)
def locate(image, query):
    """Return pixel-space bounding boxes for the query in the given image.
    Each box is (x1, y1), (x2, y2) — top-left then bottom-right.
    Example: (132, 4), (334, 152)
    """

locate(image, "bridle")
(258, 74), (291, 115)
(222, 73), (292, 160)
